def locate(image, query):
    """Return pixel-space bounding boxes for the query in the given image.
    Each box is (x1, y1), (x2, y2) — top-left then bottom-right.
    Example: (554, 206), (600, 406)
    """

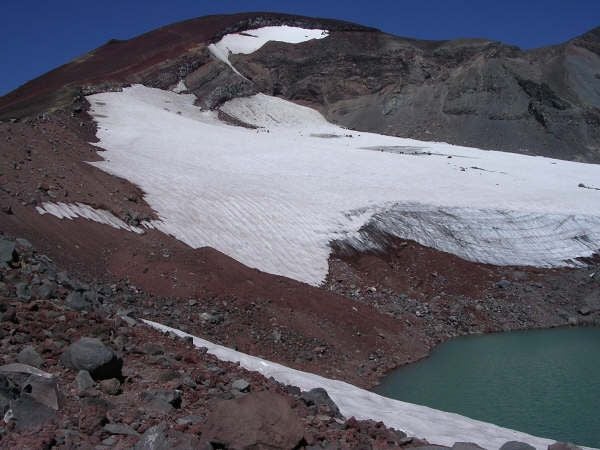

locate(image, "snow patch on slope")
(208, 26), (328, 77)
(36, 202), (149, 234)
(144, 319), (593, 450)
(85, 85), (600, 285)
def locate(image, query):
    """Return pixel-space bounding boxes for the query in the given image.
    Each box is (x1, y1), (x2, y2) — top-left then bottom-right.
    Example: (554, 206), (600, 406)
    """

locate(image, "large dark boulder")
(60, 338), (122, 380)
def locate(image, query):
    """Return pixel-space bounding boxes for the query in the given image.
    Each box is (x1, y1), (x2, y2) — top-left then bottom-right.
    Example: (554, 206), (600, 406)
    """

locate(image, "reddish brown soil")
(0, 112), (154, 224)
(326, 236), (600, 366)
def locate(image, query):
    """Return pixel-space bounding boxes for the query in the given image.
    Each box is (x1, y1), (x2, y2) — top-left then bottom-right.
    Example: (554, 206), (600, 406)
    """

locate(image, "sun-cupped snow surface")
(36, 202), (148, 234)
(144, 319), (595, 450)
(85, 85), (600, 285)
(208, 26), (328, 76)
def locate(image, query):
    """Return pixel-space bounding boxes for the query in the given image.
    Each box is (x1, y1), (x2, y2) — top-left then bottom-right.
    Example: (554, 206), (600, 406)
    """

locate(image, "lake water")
(374, 327), (600, 448)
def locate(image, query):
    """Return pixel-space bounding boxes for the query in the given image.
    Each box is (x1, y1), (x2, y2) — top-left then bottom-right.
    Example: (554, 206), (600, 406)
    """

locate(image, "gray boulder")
(60, 338), (122, 380)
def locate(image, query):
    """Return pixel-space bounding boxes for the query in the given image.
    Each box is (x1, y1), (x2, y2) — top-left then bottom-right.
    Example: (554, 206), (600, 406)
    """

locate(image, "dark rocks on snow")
(60, 337), (123, 380)
(452, 443), (488, 450)
(500, 442), (536, 450)
(547, 443), (582, 450)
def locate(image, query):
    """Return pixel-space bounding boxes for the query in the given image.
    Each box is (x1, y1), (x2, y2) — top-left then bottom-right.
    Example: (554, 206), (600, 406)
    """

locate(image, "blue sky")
(1, 0), (598, 95)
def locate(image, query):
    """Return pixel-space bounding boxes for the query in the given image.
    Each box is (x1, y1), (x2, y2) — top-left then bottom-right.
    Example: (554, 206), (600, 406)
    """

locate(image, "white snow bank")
(85, 85), (600, 285)
(36, 202), (149, 234)
(144, 319), (593, 450)
(208, 26), (328, 77)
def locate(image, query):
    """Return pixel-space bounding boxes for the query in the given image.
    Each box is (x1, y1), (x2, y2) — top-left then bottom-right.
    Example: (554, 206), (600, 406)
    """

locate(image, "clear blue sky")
(1, 0), (599, 96)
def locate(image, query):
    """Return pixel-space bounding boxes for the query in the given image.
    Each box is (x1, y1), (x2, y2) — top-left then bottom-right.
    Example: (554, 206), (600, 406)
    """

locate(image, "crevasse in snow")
(81, 85), (600, 285)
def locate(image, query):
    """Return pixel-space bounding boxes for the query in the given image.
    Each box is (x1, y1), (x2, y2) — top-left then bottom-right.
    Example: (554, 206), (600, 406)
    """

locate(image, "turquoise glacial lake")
(374, 327), (600, 447)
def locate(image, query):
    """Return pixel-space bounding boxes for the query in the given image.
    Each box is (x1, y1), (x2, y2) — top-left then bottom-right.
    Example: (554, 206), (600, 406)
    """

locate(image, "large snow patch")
(83, 85), (600, 285)
(144, 319), (595, 450)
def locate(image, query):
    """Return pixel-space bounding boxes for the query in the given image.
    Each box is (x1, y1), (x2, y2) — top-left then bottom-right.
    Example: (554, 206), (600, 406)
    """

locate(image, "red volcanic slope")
(0, 12), (375, 119)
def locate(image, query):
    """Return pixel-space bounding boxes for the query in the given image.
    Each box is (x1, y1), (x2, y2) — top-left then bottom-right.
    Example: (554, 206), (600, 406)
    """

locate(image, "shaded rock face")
(220, 28), (600, 162)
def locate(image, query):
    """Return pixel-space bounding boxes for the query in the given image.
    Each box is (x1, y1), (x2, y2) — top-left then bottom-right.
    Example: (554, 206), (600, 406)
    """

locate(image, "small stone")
(578, 306), (591, 316)
(496, 280), (512, 289)
(0, 239), (16, 264)
(141, 390), (182, 412)
(15, 283), (32, 301)
(37, 280), (57, 299)
(75, 370), (95, 392)
(17, 346), (43, 368)
(103, 422), (139, 436)
(99, 378), (121, 395)
(65, 291), (90, 311)
(231, 378), (250, 392)
(367, 286), (377, 293)
(175, 415), (203, 426)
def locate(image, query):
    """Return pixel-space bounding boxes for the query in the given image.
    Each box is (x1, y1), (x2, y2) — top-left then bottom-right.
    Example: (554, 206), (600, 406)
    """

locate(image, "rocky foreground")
(0, 237), (591, 449)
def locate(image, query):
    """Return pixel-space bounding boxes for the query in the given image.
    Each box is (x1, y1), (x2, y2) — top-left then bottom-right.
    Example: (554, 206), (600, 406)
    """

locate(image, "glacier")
(73, 85), (600, 285)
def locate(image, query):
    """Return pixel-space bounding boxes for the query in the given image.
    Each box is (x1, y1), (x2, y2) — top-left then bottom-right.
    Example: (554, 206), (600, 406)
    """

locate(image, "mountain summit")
(2, 12), (599, 161)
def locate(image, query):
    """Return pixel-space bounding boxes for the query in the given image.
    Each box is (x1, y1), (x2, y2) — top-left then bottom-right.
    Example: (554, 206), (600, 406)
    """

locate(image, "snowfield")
(144, 319), (595, 450)
(208, 26), (328, 77)
(77, 85), (600, 285)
